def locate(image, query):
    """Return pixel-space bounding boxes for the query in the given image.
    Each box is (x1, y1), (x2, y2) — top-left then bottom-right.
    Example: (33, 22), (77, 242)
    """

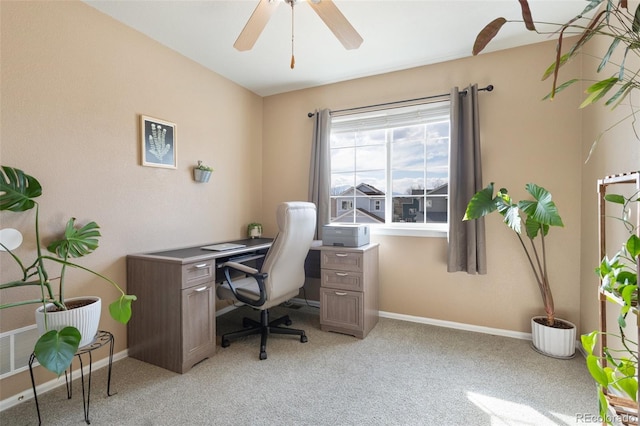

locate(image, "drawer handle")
(335, 253), (348, 257)
(194, 286), (208, 292)
(334, 291), (348, 296)
(194, 263), (209, 269)
(335, 272), (349, 277)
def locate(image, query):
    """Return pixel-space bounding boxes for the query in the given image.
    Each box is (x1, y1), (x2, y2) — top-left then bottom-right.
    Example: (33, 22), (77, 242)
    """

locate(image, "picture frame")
(140, 115), (177, 169)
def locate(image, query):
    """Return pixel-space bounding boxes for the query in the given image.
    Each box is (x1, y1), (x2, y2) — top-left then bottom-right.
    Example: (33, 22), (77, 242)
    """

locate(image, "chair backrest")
(260, 202), (316, 302)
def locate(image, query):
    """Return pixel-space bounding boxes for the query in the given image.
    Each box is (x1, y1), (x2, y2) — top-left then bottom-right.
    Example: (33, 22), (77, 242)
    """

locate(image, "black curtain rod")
(307, 84), (494, 118)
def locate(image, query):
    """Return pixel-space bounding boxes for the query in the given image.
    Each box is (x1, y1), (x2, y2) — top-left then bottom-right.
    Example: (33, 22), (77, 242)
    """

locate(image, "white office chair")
(216, 202), (316, 360)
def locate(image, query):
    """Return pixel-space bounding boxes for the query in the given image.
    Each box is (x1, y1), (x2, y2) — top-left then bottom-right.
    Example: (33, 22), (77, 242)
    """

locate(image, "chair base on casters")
(220, 309), (307, 360)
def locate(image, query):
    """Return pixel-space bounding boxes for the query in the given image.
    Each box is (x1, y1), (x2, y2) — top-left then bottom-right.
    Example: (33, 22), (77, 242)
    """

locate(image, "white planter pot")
(531, 316), (576, 359)
(35, 296), (101, 347)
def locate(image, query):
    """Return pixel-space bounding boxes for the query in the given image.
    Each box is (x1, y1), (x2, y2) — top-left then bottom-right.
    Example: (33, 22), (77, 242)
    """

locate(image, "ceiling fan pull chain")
(290, 0), (295, 69)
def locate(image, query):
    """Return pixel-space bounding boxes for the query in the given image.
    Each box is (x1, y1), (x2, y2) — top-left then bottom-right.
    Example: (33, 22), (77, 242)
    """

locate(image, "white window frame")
(329, 101), (450, 238)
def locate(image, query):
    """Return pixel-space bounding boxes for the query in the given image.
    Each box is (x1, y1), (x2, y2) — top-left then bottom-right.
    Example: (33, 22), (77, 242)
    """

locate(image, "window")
(329, 101), (450, 233)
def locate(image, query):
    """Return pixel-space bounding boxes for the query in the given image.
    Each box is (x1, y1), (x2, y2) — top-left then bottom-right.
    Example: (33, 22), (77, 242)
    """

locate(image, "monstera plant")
(464, 183), (575, 358)
(464, 183), (565, 326)
(0, 165), (136, 375)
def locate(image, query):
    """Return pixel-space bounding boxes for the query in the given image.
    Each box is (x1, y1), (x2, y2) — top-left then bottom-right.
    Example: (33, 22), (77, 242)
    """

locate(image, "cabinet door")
(320, 288), (363, 332)
(182, 282), (215, 371)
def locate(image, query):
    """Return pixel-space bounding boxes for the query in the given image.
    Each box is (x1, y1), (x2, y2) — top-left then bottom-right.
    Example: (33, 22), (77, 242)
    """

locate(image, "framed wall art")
(141, 115), (177, 169)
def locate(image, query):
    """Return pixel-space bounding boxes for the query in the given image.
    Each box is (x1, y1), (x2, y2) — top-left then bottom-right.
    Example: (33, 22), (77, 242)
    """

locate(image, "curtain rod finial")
(308, 112), (315, 118)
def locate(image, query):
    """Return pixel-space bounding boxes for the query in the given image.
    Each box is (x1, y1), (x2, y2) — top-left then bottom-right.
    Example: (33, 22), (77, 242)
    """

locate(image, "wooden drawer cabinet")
(321, 251), (363, 272)
(321, 269), (363, 291)
(319, 244), (379, 338)
(182, 261), (215, 288)
(127, 256), (216, 374)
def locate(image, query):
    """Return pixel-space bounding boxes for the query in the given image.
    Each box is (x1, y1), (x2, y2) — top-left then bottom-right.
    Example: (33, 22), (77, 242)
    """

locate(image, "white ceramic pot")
(35, 296), (101, 347)
(531, 316), (576, 359)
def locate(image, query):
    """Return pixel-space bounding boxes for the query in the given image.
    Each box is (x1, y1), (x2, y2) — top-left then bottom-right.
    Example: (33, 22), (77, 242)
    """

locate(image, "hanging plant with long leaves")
(473, 0), (640, 159)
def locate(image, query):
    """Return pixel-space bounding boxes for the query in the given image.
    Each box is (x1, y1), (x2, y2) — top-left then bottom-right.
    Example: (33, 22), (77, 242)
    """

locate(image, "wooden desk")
(126, 238), (272, 373)
(126, 238), (379, 373)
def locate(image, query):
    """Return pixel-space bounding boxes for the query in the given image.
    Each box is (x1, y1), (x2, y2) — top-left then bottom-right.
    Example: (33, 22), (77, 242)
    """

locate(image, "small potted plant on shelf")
(464, 182), (576, 358)
(0, 166), (136, 375)
(193, 160), (213, 183)
(247, 223), (263, 239)
(597, 191), (639, 316)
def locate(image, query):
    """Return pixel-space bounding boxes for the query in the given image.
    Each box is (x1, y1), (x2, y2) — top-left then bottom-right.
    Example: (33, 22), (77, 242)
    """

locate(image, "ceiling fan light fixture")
(234, 0), (363, 57)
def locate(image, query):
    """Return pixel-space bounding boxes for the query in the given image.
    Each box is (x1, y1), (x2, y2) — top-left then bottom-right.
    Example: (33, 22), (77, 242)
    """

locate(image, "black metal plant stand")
(28, 330), (115, 425)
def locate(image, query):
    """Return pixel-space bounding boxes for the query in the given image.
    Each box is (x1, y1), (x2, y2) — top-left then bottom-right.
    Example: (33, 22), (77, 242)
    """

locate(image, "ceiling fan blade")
(234, 0), (281, 51)
(308, 0), (363, 50)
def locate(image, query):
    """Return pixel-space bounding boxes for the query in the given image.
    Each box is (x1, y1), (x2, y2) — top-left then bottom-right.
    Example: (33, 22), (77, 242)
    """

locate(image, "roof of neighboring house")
(333, 208), (384, 224)
(411, 183), (448, 196)
(357, 183), (385, 196)
(427, 183), (448, 195)
(338, 183), (385, 197)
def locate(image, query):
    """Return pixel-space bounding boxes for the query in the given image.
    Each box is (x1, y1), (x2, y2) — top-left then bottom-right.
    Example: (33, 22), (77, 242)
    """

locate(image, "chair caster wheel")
(259, 351), (267, 360)
(300, 335), (308, 343)
(221, 339), (230, 348)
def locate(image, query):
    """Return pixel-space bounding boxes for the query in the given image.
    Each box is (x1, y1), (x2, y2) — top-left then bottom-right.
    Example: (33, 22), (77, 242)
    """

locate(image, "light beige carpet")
(2, 305), (597, 425)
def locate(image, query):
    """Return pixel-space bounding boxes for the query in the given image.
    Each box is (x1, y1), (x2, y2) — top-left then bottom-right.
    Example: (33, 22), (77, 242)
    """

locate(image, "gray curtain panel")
(308, 109), (331, 240)
(447, 85), (487, 274)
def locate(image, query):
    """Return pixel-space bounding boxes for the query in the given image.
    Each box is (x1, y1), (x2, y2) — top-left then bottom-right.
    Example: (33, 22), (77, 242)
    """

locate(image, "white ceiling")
(84, 0), (591, 97)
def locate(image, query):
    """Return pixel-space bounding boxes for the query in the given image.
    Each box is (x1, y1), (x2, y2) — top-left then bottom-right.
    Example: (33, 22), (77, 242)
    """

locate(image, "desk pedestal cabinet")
(126, 257), (216, 374)
(126, 239), (272, 373)
(319, 243), (379, 338)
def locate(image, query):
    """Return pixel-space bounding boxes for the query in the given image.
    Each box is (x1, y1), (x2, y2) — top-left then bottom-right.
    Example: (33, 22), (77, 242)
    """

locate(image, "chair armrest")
(222, 262), (268, 306)
(222, 261), (259, 275)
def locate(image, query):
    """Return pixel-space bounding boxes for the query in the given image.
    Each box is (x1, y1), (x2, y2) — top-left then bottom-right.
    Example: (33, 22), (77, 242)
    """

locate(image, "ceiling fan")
(234, 0), (363, 67)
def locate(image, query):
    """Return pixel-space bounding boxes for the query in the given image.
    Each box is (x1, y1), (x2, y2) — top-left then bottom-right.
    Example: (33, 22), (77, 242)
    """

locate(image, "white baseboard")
(4, 303), (583, 413)
(290, 298), (584, 354)
(378, 310), (533, 341)
(224, 298), (581, 351)
(290, 297), (533, 340)
(0, 349), (129, 412)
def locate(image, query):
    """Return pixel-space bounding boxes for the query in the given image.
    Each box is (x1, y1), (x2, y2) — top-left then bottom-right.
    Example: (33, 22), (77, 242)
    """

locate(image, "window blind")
(331, 101), (450, 133)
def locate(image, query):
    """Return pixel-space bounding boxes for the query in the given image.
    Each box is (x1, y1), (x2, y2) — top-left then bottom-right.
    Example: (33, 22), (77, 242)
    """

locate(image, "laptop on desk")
(201, 243), (246, 251)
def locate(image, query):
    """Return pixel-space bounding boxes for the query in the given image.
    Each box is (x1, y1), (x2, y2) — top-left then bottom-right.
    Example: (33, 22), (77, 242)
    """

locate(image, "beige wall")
(1, 1), (262, 398)
(263, 40), (584, 332)
(579, 34), (640, 335)
(2, 0), (637, 404)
